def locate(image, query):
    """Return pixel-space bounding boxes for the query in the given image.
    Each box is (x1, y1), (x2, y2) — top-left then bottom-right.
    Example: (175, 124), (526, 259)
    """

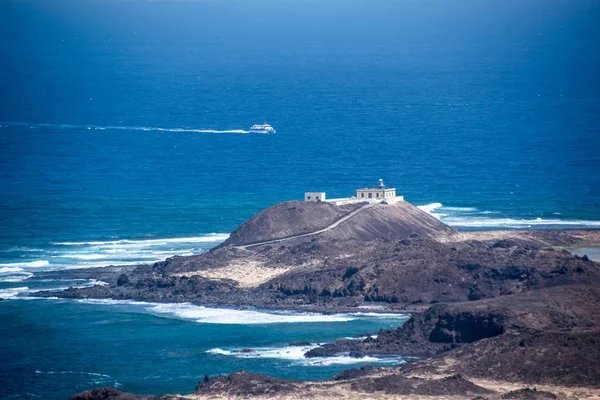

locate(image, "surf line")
(0, 122), (250, 134)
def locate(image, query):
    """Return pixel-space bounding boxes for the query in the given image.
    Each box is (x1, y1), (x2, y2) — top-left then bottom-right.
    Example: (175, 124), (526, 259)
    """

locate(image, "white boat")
(249, 123), (276, 134)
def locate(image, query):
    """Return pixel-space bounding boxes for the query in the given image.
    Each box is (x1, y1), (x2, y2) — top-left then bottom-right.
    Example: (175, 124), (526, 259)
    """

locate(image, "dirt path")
(234, 202), (378, 251)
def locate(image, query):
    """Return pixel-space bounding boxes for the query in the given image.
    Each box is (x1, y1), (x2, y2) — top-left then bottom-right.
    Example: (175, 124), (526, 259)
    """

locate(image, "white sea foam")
(147, 303), (355, 324)
(418, 203), (600, 229)
(207, 344), (406, 366)
(0, 274), (33, 282)
(0, 234), (228, 273)
(68, 254), (108, 260)
(52, 234), (229, 246)
(207, 344), (318, 360)
(450, 217), (600, 228)
(0, 277), (114, 299)
(74, 298), (152, 306)
(67, 299), (410, 325)
(417, 202), (443, 215)
(349, 312), (410, 320)
(1, 122), (251, 134)
(1, 247), (45, 253)
(81, 279), (109, 287)
(299, 355), (405, 367)
(0, 286), (30, 299)
(356, 305), (389, 310)
(0, 260), (49, 268)
(0, 267), (26, 274)
(345, 335), (378, 340)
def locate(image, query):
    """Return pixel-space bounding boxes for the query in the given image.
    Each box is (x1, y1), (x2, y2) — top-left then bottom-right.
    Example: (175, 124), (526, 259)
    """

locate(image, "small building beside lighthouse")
(304, 192), (326, 202)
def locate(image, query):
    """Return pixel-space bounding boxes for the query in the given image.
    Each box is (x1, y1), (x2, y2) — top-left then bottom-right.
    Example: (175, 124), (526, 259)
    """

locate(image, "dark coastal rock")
(421, 328), (600, 387)
(501, 388), (558, 399)
(116, 274), (129, 286)
(264, 233), (600, 307)
(307, 284), (600, 361)
(36, 273), (244, 305)
(68, 387), (141, 400)
(351, 373), (493, 396)
(287, 341), (312, 347)
(331, 365), (378, 381)
(67, 387), (181, 400)
(237, 348), (255, 353)
(33, 265), (134, 283)
(195, 371), (299, 396)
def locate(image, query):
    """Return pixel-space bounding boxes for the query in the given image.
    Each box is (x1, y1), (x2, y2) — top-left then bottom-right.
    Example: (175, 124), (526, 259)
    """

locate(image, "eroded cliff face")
(302, 284), (600, 391)
(262, 236), (599, 306)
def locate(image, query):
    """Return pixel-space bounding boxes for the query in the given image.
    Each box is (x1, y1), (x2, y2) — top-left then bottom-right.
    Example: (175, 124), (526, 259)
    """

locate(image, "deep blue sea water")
(1, 0), (600, 398)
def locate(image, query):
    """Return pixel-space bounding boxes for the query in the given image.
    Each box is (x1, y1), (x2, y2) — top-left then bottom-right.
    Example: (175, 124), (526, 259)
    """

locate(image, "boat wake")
(0, 122), (250, 134)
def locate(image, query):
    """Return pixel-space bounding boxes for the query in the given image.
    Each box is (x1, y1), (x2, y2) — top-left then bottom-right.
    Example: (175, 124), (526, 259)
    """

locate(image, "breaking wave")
(0, 286), (30, 299)
(144, 303), (356, 324)
(0, 122), (251, 134)
(0, 278), (110, 299)
(52, 234), (229, 246)
(0, 260), (49, 268)
(0, 266), (34, 282)
(418, 203), (600, 229)
(0, 234), (228, 273)
(67, 299), (408, 325)
(206, 344), (407, 366)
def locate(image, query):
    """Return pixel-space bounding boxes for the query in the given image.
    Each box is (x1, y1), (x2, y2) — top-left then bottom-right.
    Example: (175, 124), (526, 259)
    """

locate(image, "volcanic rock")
(194, 371), (300, 396)
(350, 373), (493, 396)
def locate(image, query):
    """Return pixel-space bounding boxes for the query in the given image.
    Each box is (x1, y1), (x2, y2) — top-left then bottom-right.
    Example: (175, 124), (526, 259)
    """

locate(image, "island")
(36, 182), (600, 400)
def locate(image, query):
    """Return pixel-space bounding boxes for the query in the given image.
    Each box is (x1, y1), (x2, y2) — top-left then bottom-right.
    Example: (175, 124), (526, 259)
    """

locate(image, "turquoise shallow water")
(1, 0), (600, 398)
(0, 298), (409, 399)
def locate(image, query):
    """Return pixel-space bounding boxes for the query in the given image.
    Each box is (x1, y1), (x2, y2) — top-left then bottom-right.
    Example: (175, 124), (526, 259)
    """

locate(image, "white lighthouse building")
(356, 179), (397, 201)
(304, 179), (403, 205)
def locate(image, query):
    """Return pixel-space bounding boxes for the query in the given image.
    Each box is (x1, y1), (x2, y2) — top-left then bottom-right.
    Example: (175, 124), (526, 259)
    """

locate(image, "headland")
(32, 182), (600, 400)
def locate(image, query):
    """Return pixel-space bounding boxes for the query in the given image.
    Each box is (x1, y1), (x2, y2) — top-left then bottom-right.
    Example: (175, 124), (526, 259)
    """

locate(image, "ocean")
(1, 0), (599, 398)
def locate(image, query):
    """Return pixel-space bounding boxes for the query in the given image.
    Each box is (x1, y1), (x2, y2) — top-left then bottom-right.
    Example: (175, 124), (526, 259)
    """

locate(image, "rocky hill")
(220, 201), (363, 246)
(221, 200), (456, 246)
(52, 198), (600, 400)
(319, 200), (456, 242)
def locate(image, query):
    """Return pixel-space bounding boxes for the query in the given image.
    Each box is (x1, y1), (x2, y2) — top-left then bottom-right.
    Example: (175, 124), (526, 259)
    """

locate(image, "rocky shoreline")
(28, 201), (600, 399)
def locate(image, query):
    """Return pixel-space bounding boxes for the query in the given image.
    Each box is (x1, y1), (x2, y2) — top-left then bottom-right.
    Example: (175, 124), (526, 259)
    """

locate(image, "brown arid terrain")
(37, 200), (600, 400)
